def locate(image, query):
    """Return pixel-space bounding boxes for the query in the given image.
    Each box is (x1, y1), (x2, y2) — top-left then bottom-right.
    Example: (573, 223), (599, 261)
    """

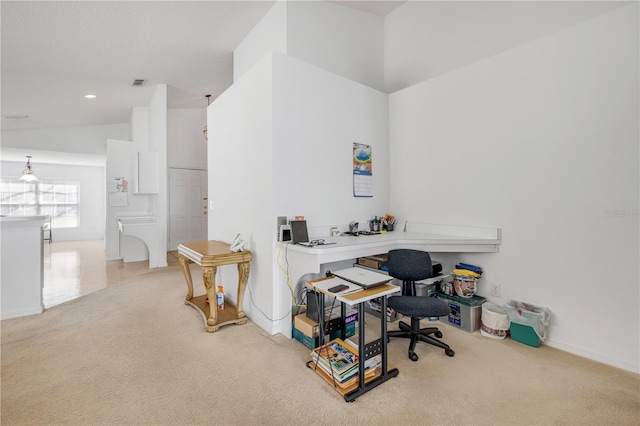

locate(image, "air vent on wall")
(132, 79), (146, 86)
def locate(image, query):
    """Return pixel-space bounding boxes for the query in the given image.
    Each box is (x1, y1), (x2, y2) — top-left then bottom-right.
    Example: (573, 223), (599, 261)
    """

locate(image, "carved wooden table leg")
(202, 265), (218, 330)
(236, 260), (251, 320)
(178, 253), (194, 301)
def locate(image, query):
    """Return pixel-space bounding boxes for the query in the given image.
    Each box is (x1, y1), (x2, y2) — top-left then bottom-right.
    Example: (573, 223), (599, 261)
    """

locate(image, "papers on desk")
(313, 277), (363, 296)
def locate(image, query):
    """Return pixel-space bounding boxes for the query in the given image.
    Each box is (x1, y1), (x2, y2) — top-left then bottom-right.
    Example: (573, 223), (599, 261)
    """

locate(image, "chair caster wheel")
(445, 348), (455, 357)
(435, 331), (443, 338)
(409, 351), (419, 362)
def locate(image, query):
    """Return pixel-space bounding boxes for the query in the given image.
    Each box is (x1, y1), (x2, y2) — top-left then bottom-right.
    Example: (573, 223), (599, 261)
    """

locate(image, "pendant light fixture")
(203, 94), (212, 141)
(18, 156), (39, 182)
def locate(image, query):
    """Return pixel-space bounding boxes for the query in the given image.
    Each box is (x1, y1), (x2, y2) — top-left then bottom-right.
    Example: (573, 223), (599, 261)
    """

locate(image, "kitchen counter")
(1, 216), (46, 319)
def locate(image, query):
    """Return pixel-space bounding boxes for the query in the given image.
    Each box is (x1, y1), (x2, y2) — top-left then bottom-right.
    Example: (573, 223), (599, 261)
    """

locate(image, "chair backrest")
(387, 249), (433, 282)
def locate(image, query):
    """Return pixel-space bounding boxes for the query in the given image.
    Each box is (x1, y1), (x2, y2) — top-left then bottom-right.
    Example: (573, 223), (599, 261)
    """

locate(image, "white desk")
(280, 223), (501, 338)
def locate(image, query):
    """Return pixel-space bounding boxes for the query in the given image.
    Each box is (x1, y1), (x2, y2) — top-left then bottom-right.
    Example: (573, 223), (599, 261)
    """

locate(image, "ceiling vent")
(132, 79), (146, 86)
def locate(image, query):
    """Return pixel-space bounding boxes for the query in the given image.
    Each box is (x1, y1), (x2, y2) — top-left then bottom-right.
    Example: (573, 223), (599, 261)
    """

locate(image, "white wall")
(105, 109), (149, 260)
(0, 160), (104, 241)
(234, 0), (287, 82)
(234, 1), (385, 92)
(384, 1), (631, 93)
(2, 98), (198, 261)
(147, 84), (169, 268)
(286, 0), (384, 92)
(167, 108), (207, 170)
(208, 51), (390, 335)
(104, 85), (169, 267)
(389, 4), (639, 372)
(272, 52), (389, 228)
(129, 107), (149, 147)
(1, 124), (124, 242)
(1, 124), (128, 155)
(208, 52), (275, 332)
(105, 139), (149, 259)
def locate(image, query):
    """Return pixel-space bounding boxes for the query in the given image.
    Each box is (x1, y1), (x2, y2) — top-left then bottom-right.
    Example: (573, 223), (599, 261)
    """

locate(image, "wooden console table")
(177, 240), (252, 332)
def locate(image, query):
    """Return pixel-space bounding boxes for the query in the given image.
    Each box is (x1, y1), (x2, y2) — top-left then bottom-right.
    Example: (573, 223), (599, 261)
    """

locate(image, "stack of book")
(310, 338), (374, 389)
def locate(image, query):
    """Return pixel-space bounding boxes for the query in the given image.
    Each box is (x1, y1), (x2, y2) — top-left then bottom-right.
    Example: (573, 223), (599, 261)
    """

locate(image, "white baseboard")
(545, 339), (639, 374)
(1, 305), (44, 320)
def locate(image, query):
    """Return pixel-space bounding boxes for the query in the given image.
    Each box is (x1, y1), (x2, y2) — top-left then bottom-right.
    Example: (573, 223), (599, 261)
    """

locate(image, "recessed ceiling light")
(84, 94), (96, 99)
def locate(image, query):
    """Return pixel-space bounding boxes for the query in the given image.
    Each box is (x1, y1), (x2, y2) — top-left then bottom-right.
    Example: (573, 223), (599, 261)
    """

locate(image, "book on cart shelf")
(310, 338), (376, 388)
(313, 361), (360, 385)
(320, 362), (376, 390)
(312, 338), (357, 374)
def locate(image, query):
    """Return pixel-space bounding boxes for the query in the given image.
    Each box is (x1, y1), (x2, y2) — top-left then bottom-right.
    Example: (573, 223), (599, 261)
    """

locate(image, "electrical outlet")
(491, 283), (501, 298)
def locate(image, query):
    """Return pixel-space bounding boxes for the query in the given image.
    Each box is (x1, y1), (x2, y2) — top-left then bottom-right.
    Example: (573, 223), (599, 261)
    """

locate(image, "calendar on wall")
(353, 143), (373, 197)
(107, 176), (128, 206)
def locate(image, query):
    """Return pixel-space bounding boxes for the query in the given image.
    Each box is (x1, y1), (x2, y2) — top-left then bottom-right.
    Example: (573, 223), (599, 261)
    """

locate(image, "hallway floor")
(43, 240), (179, 308)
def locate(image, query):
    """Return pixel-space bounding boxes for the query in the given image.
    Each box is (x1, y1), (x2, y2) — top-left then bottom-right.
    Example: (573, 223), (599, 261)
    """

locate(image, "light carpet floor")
(2, 265), (638, 425)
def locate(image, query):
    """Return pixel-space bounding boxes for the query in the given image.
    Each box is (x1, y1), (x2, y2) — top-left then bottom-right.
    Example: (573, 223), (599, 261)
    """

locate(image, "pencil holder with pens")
(382, 214), (395, 231)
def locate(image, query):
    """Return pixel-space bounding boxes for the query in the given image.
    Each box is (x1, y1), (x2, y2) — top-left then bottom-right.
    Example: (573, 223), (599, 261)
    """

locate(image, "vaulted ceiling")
(1, 1), (626, 133)
(1, 1), (404, 132)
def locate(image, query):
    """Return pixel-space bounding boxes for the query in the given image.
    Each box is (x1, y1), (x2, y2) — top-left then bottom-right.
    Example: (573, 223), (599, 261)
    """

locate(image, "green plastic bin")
(509, 322), (541, 347)
(505, 300), (551, 347)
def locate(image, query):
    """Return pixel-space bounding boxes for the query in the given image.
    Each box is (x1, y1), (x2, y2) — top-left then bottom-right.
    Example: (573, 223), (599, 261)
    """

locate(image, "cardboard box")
(293, 326), (324, 350)
(294, 314), (319, 337)
(293, 311), (358, 349)
(292, 326), (356, 350)
(357, 253), (388, 270)
(357, 257), (381, 269)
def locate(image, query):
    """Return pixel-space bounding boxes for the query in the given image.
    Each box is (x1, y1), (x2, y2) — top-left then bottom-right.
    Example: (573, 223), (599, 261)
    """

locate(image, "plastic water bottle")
(216, 285), (224, 311)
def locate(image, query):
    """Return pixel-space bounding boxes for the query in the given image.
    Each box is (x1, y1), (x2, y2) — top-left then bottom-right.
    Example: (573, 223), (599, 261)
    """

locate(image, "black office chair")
(386, 249), (455, 361)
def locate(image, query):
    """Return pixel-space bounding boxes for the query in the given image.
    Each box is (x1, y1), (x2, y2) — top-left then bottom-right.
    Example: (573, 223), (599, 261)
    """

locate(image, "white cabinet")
(133, 152), (159, 194)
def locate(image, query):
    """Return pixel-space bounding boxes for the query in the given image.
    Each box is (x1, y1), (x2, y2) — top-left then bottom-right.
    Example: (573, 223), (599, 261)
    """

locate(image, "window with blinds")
(0, 178), (80, 228)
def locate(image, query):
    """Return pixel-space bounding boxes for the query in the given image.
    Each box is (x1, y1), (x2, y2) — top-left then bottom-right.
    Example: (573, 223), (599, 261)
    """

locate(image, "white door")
(169, 168), (208, 250)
